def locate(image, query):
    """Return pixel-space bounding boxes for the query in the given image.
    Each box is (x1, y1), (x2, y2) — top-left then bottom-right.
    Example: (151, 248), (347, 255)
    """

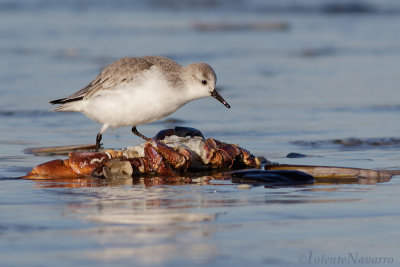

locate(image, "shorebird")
(50, 56), (230, 151)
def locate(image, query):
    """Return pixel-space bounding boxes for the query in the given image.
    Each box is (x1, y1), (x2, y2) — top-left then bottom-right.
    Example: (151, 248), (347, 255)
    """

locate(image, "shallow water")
(1, 0), (400, 266)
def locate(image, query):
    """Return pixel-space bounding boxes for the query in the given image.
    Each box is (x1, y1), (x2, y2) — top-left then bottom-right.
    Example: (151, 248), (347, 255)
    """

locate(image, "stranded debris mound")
(22, 127), (400, 186)
(23, 127), (260, 180)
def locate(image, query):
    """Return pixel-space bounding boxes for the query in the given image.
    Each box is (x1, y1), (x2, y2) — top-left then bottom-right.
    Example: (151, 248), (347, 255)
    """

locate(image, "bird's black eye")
(202, 80), (207, 85)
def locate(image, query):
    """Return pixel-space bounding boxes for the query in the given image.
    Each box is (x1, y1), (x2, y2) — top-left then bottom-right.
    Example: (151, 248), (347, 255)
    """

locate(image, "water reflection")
(85, 210), (215, 225)
(22, 172), (384, 265)
(60, 184), (221, 265)
(31, 174), (226, 188)
(32, 177), (110, 188)
(29, 167), (391, 189)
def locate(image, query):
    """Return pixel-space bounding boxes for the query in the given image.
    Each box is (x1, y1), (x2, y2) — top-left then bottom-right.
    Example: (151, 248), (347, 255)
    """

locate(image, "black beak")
(211, 89), (230, 108)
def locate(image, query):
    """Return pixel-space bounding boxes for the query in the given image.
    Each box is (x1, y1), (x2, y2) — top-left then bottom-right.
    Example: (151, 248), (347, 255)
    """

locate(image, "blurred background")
(1, 0), (400, 266)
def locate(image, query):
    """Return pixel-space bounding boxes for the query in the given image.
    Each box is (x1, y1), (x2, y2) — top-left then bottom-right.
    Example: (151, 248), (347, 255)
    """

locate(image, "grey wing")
(50, 57), (153, 104)
(140, 56), (181, 73)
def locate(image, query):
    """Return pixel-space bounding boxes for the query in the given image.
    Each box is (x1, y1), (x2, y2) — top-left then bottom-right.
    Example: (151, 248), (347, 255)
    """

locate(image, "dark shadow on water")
(0, 109), (53, 118)
(0, 224), (51, 235)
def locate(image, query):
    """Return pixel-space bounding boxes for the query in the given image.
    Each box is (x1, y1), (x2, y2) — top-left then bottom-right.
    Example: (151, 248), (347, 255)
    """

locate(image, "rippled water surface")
(1, 0), (400, 266)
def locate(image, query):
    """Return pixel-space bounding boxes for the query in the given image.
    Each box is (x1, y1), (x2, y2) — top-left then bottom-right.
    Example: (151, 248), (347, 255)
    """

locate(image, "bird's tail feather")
(50, 98), (67, 105)
(50, 97), (83, 112)
(52, 103), (76, 112)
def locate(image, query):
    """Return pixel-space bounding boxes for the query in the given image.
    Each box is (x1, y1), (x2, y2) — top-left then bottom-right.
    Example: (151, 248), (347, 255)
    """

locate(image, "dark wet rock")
(232, 170), (314, 186)
(154, 126), (205, 140)
(286, 152), (309, 158)
(292, 137), (400, 149)
(153, 129), (175, 140)
(331, 138), (400, 147)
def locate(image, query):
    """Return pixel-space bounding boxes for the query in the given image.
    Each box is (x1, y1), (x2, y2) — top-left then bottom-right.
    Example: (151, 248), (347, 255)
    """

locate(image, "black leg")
(132, 127), (149, 140)
(96, 133), (102, 151)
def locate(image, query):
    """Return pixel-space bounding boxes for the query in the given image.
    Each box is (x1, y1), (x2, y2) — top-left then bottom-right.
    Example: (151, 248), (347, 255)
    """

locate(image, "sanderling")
(50, 56), (230, 151)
